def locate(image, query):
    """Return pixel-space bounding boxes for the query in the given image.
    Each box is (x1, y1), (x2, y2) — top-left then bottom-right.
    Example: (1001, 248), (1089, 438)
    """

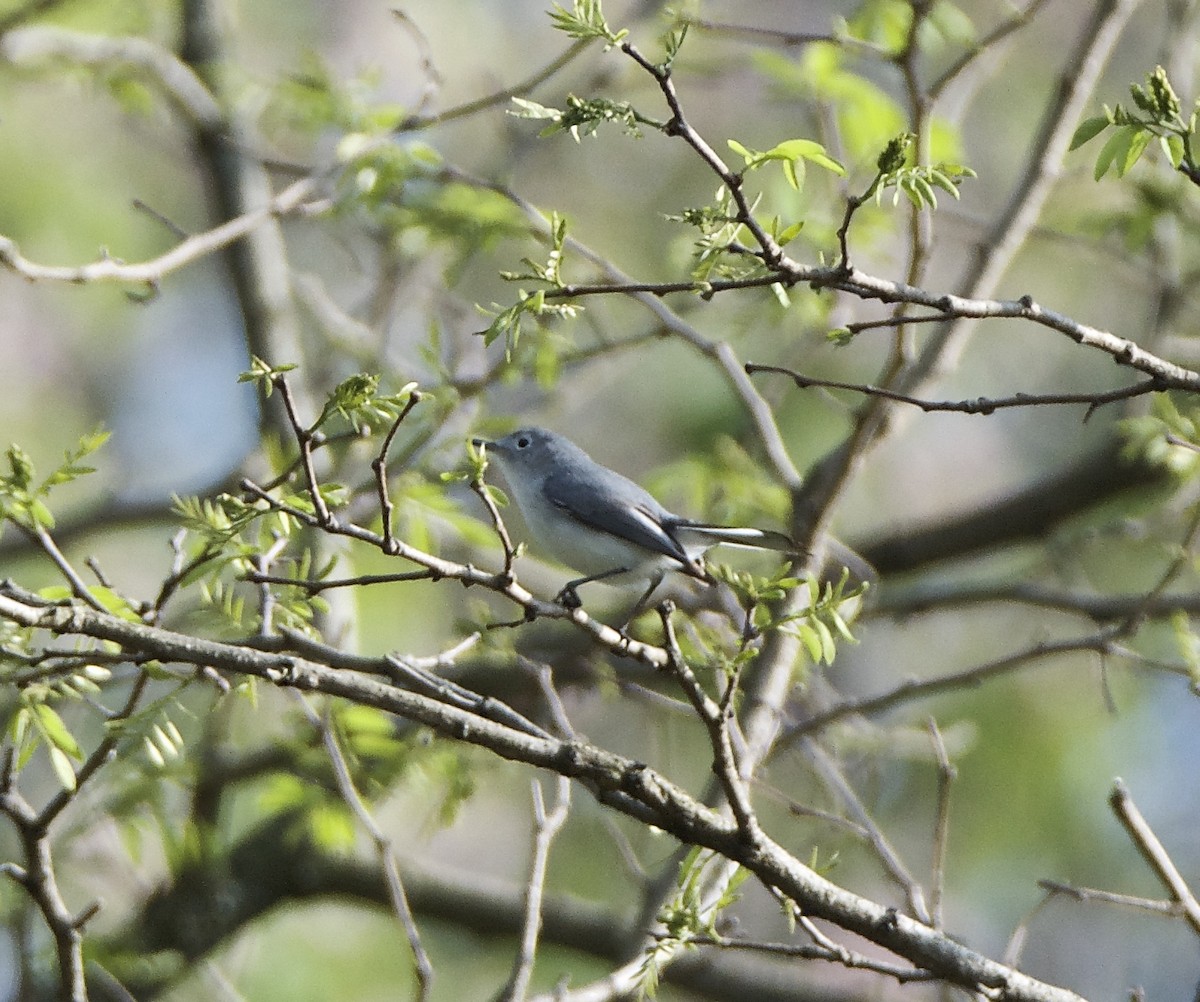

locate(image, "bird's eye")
(517, 436), (530, 448)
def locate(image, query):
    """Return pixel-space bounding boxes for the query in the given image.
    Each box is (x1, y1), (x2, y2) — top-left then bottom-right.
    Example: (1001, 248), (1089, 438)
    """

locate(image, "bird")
(471, 427), (800, 617)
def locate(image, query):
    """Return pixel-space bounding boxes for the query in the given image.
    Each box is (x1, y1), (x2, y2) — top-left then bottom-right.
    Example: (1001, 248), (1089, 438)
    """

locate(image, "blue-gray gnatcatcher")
(472, 427), (798, 613)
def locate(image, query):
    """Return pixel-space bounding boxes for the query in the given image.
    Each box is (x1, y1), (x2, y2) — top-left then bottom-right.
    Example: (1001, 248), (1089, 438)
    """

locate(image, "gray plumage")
(472, 427), (796, 606)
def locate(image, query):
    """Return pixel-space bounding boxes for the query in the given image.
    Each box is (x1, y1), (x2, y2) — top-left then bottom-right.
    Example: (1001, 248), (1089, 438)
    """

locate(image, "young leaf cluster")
(548, 0), (628, 47)
(139, 717), (186, 769)
(479, 289), (581, 356)
(716, 567), (863, 667)
(237, 356), (298, 395)
(499, 212), (569, 286)
(639, 848), (749, 997)
(8, 695), (84, 791)
(1071, 66), (1199, 182)
(266, 53), (407, 141)
(728, 137), (846, 192)
(0, 427), (110, 531)
(866, 133), (975, 210)
(171, 494), (331, 633)
(1119, 394), (1200, 477)
(173, 493), (284, 549)
(647, 439), (792, 528)
(510, 94), (653, 141)
(665, 197), (756, 284)
(314, 374), (421, 436)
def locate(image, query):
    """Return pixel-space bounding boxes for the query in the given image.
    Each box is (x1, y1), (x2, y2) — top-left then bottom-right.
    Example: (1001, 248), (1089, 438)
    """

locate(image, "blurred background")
(2, 0), (1200, 998)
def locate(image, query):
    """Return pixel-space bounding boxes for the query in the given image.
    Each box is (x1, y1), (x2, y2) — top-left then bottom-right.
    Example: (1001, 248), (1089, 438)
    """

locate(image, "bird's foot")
(554, 585), (583, 610)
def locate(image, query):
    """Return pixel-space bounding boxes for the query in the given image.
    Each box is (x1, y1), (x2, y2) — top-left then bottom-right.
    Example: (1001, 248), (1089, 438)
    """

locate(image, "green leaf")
(813, 618), (837, 664)
(48, 746), (77, 791)
(143, 735), (166, 768)
(309, 803), (357, 851)
(33, 703), (83, 759)
(782, 157), (803, 190)
(1069, 115), (1110, 151)
(548, 0), (628, 45)
(829, 608), (856, 643)
(1094, 126), (1136, 180)
(910, 173), (937, 207)
(796, 623), (823, 662)
(238, 356), (297, 393)
(90, 587), (140, 621)
(28, 498), (55, 529)
(1116, 128), (1151, 177)
(1163, 133), (1186, 168)
(925, 0), (976, 47)
(729, 137), (846, 179)
(776, 221), (804, 245)
(5, 444), (35, 489)
(928, 168), (963, 198)
(509, 97), (561, 121)
(769, 138), (845, 175)
(8, 705), (30, 748)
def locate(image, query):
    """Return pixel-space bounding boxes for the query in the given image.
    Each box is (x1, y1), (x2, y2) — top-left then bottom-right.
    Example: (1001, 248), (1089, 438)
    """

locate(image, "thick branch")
(861, 439), (1170, 575)
(0, 587), (1088, 1000)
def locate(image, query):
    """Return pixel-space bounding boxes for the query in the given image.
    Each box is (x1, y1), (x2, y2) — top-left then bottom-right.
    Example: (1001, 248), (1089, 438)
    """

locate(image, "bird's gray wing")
(542, 469), (692, 567)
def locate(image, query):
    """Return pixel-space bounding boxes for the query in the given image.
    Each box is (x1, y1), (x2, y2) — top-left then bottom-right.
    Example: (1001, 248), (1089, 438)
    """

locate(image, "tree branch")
(499, 776), (572, 1002)
(0, 585), (1089, 1000)
(1109, 779), (1200, 939)
(746, 364), (1162, 418)
(0, 176), (318, 292)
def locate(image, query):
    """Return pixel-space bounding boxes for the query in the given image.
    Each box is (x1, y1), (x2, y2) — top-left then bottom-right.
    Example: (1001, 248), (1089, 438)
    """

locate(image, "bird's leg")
(619, 572), (666, 630)
(555, 566), (629, 609)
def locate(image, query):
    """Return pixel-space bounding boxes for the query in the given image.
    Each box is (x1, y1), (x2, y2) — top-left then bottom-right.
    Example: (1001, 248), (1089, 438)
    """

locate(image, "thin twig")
(929, 0), (1055, 99)
(872, 580), (1200, 624)
(925, 718), (956, 930)
(390, 9), (442, 118)
(678, 927), (937, 982)
(399, 38), (593, 130)
(0, 177), (318, 290)
(272, 376), (331, 525)
(1109, 779), (1200, 938)
(659, 602), (759, 841)
(1117, 499), (1200, 635)
(794, 0), (1146, 564)
(471, 471), (517, 579)
(678, 16), (848, 50)
(295, 693), (435, 999)
(19, 523), (107, 613)
(371, 390), (423, 553)
(0, 785), (89, 1001)
(1039, 878), (1185, 915)
(747, 363), (1161, 419)
(518, 656), (578, 741)
(252, 535), (288, 638)
(246, 570), (439, 592)
(619, 42), (780, 268)
(2, 25), (222, 125)
(0, 666), (152, 1002)
(238, 474), (674, 668)
(533, 242), (1200, 393)
(801, 736), (931, 924)
(83, 557), (112, 589)
(783, 629), (1122, 743)
(498, 776), (572, 1002)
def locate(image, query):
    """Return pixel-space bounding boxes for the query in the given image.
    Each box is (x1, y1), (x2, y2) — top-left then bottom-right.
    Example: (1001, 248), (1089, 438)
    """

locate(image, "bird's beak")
(471, 437), (491, 448)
